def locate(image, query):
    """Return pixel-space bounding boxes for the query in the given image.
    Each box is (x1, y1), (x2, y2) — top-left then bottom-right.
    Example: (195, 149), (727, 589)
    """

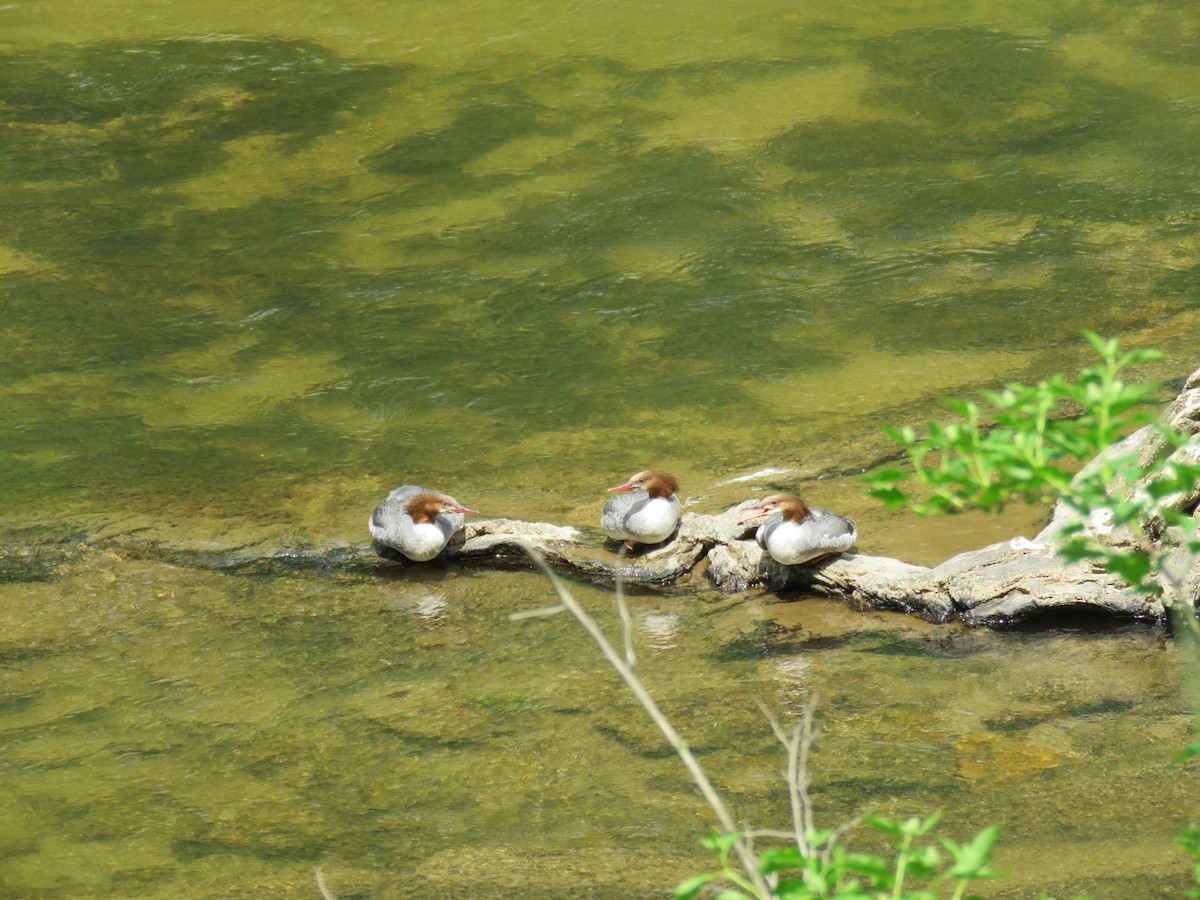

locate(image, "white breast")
(762, 520), (814, 565)
(623, 496), (680, 544)
(401, 521), (454, 562)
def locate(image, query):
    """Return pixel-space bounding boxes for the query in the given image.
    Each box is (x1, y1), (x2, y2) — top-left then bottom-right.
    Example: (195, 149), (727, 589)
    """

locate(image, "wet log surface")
(445, 504), (1160, 627)
(430, 365), (1200, 626)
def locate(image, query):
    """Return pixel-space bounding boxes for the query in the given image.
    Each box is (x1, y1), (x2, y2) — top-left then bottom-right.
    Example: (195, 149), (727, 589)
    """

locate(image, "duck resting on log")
(365, 366), (1200, 627)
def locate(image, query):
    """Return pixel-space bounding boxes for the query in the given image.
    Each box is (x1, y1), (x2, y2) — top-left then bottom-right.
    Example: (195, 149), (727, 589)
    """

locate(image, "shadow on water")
(0, 38), (402, 184)
(3, 25), (1198, 526)
(1, 9), (1200, 898)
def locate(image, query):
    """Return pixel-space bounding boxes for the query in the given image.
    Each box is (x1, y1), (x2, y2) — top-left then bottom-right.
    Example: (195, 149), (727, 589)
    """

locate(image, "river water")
(2, 0), (1199, 896)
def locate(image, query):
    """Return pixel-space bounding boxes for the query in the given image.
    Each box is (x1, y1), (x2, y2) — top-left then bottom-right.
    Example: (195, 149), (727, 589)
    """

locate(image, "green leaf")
(1058, 538), (1103, 563)
(806, 827), (837, 846)
(903, 812), (942, 837)
(905, 844), (943, 878)
(1177, 823), (1200, 857)
(1081, 329), (1112, 359)
(883, 424), (915, 445)
(943, 825), (1002, 878)
(1104, 552), (1154, 588)
(1171, 742), (1200, 767)
(864, 815), (903, 837)
(674, 872), (719, 899)
(701, 830), (741, 852)
(941, 397), (976, 418)
(759, 846), (806, 874)
(866, 486), (912, 509)
(1145, 479), (1186, 500)
(863, 468), (910, 486)
(835, 849), (894, 884)
(1119, 347), (1166, 367)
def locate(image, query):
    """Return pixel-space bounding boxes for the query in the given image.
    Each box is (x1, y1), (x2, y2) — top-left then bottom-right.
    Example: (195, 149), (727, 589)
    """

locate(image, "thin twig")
(516, 541), (770, 897)
(822, 814), (865, 865)
(756, 696), (868, 866)
(796, 700), (818, 843)
(314, 869), (336, 900)
(755, 697), (790, 746)
(755, 698), (816, 858)
(788, 722), (809, 856)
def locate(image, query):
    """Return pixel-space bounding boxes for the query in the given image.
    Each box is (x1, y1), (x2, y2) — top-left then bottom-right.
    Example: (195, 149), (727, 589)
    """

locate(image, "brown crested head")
(609, 469), (679, 499)
(405, 491), (479, 524)
(739, 493), (811, 524)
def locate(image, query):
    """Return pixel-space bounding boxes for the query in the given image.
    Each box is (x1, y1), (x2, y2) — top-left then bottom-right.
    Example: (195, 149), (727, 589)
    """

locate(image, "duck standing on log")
(602, 470), (681, 551)
(369, 485), (479, 562)
(739, 493), (857, 565)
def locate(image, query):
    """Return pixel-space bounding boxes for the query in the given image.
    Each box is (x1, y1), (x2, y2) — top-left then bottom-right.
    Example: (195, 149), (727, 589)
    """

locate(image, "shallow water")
(0, 557), (1193, 897)
(2, 0), (1200, 896)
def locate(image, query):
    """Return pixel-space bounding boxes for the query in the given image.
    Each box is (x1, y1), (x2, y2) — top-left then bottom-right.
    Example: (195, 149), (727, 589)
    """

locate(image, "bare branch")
(796, 700), (819, 843)
(315, 869), (336, 900)
(822, 814), (865, 865)
(755, 697), (819, 858)
(515, 540), (769, 897)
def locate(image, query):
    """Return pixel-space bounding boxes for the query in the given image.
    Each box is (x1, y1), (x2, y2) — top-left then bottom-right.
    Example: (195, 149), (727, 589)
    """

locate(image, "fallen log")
(434, 366), (1200, 626)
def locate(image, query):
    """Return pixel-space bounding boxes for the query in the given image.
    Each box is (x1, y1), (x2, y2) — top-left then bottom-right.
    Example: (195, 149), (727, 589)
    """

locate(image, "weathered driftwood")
(449, 507), (1158, 627)
(432, 366), (1200, 627)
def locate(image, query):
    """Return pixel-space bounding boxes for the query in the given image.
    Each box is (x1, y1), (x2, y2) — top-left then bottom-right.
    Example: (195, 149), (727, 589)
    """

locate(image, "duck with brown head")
(369, 485), (479, 562)
(601, 469), (681, 551)
(738, 493), (856, 566)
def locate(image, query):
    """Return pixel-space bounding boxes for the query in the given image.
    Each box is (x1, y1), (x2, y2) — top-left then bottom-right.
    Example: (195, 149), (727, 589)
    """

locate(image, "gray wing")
(808, 507), (858, 552)
(369, 484), (427, 541)
(601, 489), (649, 540)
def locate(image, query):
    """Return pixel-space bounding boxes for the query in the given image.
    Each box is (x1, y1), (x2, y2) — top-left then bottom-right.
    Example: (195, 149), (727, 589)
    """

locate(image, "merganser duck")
(602, 470), (681, 550)
(369, 485), (479, 562)
(739, 493), (856, 565)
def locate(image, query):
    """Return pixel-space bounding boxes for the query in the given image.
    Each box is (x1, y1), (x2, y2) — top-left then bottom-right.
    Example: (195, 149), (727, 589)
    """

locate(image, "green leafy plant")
(1176, 824), (1200, 899)
(865, 332), (1200, 894)
(864, 331), (1200, 601)
(513, 545), (1002, 900)
(677, 815), (1000, 900)
(507, 336), (1200, 900)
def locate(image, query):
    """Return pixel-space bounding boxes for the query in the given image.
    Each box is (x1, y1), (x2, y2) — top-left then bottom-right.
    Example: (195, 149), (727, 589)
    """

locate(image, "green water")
(2, 0), (1199, 896)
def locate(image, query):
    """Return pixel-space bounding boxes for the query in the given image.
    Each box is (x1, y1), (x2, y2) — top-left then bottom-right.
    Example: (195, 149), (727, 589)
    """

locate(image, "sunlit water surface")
(2, 0), (1200, 896)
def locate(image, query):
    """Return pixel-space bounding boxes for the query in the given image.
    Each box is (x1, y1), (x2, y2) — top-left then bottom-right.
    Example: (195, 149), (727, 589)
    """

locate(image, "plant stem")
(797, 704), (817, 846)
(891, 833), (912, 900)
(315, 870), (336, 900)
(517, 542), (772, 898)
